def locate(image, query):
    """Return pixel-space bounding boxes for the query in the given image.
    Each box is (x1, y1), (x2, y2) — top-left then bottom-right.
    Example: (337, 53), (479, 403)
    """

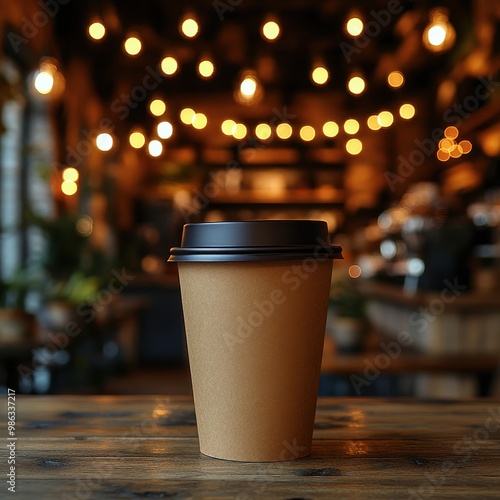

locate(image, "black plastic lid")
(168, 220), (343, 262)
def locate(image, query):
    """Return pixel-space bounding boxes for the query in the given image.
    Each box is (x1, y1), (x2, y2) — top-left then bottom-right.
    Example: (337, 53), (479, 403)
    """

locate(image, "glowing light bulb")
(62, 167), (79, 182)
(367, 115), (381, 131)
(344, 119), (360, 135)
(88, 22), (105, 40)
(96, 133), (113, 151)
(347, 76), (365, 95)
(323, 121), (339, 138)
(124, 36), (141, 56)
(181, 18), (199, 38)
(311, 66), (329, 86)
(233, 123), (247, 140)
(422, 10), (456, 53)
(129, 130), (146, 149)
(198, 59), (214, 78)
(437, 149), (450, 161)
(428, 24), (447, 46)
(387, 71), (404, 88)
(149, 99), (166, 116)
(346, 138), (362, 155)
(221, 119), (236, 136)
(148, 140), (163, 157)
(276, 122), (292, 139)
(255, 123), (272, 140)
(377, 111), (394, 128)
(157, 121), (173, 139)
(61, 180), (77, 196)
(300, 125), (315, 142)
(240, 77), (257, 97)
(34, 71), (54, 94)
(180, 108), (196, 125)
(346, 17), (363, 36)
(399, 104), (415, 119)
(191, 113), (207, 130)
(262, 20), (280, 41)
(161, 56), (178, 76)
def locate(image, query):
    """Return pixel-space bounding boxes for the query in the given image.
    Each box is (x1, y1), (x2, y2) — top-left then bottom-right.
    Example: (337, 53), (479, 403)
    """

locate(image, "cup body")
(178, 258), (333, 462)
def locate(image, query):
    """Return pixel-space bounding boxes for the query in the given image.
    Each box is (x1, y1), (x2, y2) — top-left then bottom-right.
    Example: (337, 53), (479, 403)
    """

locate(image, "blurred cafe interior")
(1, 0), (499, 398)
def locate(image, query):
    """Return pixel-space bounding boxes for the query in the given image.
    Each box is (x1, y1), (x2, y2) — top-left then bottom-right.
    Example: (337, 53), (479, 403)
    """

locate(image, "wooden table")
(6, 396), (500, 499)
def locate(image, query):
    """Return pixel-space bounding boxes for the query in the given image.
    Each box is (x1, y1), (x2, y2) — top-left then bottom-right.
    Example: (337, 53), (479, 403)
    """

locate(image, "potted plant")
(0, 270), (37, 344)
(327, 274), (368, 353)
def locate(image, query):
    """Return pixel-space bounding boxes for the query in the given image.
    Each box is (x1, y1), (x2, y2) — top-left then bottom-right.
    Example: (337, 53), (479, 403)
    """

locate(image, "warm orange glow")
(399, 104), (415, 119)
(437, 149), (450, 161)
(88, 22), (105, 40)
(180, 108), (195, 125)
(233, 123), (247, 139)
(346, 17), (363, 37)
(198, 59), (215, 78)
(191, 113), (207, 129)
(160, 56), (178, 76)
(377, 111), (394, 127)
(149, 99), (166, 116)
(346, 138), (362, 155)
(221, 119), (236, 136)
(181, 18), (199, 38)
(387, 71), (404, 88)
(349, 265), (362, 278)
(262, 20), (280, 41)
(129, 130), (146, 149)
(367, 115), (381, 131)
(323, 121), (339, 138)
(255, 123), (272, 140)
(347, 76), (365, 95)
(124, 36), (141, 56)
(311, 66), (329, 86)
(62, 167), (79, 182)
(459, 140), (472, 154)
(444, 126), (459, 139)
(344, 119), (360, 135)
(276, 122), (292, 139)
(300, 125), (315, 141)
(61, 180), (77, 196)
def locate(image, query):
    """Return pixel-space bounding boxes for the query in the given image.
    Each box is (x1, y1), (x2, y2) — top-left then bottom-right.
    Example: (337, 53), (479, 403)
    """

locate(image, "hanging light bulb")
(422, 9), (456, 53)
(32, 58), (65, 99)
(235, 69), (263, 106)
(180, 12), (199, 38)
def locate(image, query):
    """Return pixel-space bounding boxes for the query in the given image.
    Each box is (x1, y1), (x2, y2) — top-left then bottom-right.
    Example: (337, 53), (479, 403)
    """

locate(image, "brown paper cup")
(178, 258), (333, 462)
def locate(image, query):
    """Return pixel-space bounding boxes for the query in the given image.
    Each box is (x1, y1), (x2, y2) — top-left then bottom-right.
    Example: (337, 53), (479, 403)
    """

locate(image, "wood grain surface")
(2, 396), (500, 499)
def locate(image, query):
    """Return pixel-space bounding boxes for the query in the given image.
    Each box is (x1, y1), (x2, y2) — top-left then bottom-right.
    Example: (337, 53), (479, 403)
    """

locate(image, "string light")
(344, 119), (360, 135)
(399, 104), (415, 119)
(235, 70), (263, 105)
(276, 122), (292, 139)
(149, 99), (166, 116)
(255, 123), (272, 140)
(367, 115), (381, 131)
(61, 180), (77, 196)
(180, 108), (195, 125)
(62, 167), (79, 182)
(96, 133), (113, 151)
(423, 9), (456, 53)
(198, 59), (215, 78)
(346, 138), (362, 155)
(191, 113), (207, 130)
(323, 121), (339, 138)
(32, 59), (65, 98)
(444, 126), (458, 139)
(300, 125), (315, 142)
(233, 123), (247, 140)
(148, 140), (163, 157)
(387, 71), (404, 88)
(34, 71), (54, 94)
(180, 17), (199, 38)
(262, 19), (281, 41)
(311, 66), (329, 86)
(157, 121), (173, 139)
(347, 75), (365, 95)
(129, 130), (146, 148)
(88, 22), (105, 41)
(345, 16), (363, 36)
(161, 56), (178, 76)
(221, 119), (236, 136)
(124, 36), (142, 56)
(377, 111), (394, 127)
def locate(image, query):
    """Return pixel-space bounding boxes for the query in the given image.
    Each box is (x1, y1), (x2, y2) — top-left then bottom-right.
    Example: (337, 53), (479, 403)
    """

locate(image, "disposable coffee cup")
(169, 220), (342, 462)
